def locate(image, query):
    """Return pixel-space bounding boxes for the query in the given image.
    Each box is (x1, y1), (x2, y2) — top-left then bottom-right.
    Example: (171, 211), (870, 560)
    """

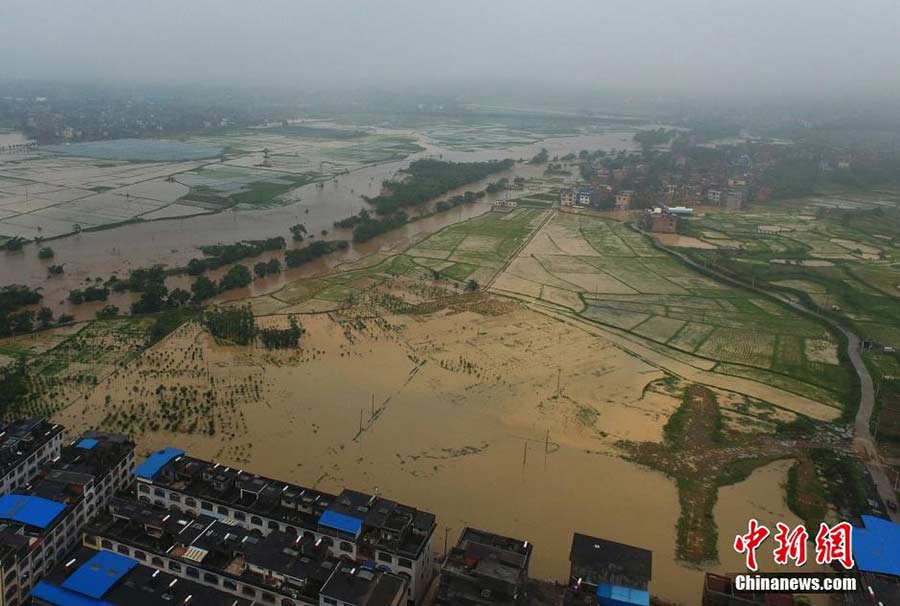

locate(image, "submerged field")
(0, 200), (861, 603)
(0, 126), (425, 239)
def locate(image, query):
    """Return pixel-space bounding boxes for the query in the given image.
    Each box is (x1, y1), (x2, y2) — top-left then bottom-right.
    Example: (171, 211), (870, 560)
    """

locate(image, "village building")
(614, 191), (633, 210)
(132, 449), (436, 605)
(643, 210), (679, 234)
(560, 188), (576, 207)
(0, 433), (135, 606)
(32, 546), (253, 606)
(568, 533), (651, 606)
(84, 497), (409, 606)
(436, 527), (532, 606)
(0, 419), (64, 497)
(724, 188), (746, 210)
(576, 188), (593, 207)
(706, 189), (723, 205)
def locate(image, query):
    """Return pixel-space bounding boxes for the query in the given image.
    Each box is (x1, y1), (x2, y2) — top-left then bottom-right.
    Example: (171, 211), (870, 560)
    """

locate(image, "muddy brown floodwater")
(1, 131), (636, 320)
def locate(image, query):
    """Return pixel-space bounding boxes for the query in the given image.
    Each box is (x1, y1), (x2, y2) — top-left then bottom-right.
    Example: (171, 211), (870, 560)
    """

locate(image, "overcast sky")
(1, 0), (898, 97)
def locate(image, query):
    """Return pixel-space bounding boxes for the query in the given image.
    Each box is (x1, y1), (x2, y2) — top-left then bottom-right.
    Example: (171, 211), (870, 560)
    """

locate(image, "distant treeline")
(365, 158), (514, 215)
(285, 240), (348, 267)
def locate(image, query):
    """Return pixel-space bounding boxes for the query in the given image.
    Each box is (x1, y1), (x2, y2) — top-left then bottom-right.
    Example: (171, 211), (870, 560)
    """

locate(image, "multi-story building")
(568, 533), (651, 606)
(0, 432), (135, 606)
(724, 189), (746, 210)
(133, 449), (435, 605)
(85, 497), (409, 606)
(435, 527), (532, 606)
(0, 419), (64, 496)
(706, 189), (723, 205)
(319, 564), (409, 606)
(576, 188), (593, 207)
(560, 188), (576, 207)
(614, 191), (633, 210)
(32, 546), (253, 606)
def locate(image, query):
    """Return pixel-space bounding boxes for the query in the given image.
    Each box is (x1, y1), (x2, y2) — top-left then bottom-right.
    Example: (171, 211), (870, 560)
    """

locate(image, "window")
(233, 511), (246, 522)
(117, 545), (130, 555)
(154, 488), (165, 497)
(223, 580), (237, 591)
(84, 535), (98, 547)
(218, 505), (229, 515)
(152, 557), (164, 567)
(242, 586), (256, 597)
(101, 539), (113, 549)
(169, 562), (182, 572)
(398, 558), (412, 569)
(134, 551), (146, 561)
(340, 541), (353, 553)
(201, 501), (213, 511)
(204, 572), (218, 585)
(251, 516), (263, 526)
(185, 498), (196, 507)
(186, 567), (199, 579)
(170, 493), (181, 503)
(262, 593), (275, 604)
(377, 552), (392, 563)
(267, 520), (279, 530)
(138, 484), (149, 493)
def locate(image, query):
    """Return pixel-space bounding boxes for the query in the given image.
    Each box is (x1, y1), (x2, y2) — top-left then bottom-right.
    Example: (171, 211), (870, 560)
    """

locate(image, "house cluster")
(11, 417), (893, 606)
(555, 140), (793, 213)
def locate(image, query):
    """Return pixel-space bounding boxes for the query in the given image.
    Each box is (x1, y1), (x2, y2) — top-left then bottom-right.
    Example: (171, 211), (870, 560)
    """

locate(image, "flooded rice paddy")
(1, 125), (823, 603)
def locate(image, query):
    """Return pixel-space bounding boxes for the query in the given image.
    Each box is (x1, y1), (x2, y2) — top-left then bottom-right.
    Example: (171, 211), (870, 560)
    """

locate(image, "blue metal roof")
(32, 582), (112, 606)
(0, 494), (66, 528)
(61, 551), (138, 599)
(76, 438), (99, 450)
(319, 509), (363, 535)
(853, 515), (900, 576)
(133, 446), (184, 481)
(597, 583), (650, 606)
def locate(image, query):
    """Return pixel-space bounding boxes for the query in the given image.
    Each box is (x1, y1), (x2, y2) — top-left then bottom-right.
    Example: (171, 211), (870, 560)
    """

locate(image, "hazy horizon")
(2, 0), (899, 99)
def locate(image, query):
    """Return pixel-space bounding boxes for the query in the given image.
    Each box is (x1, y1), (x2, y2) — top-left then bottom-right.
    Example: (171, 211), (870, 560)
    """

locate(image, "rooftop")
(320, 563), (408, 606)
(569, 534), (651, 589)
(0, 418), (62, 478)
(141, 452), (436, 558)
(853, 515), (900, 577)
(33, 546), (252, 606)
(88, 497), (341, 601)
(438, 528), (532, 606)
(0, 432), (134, 560)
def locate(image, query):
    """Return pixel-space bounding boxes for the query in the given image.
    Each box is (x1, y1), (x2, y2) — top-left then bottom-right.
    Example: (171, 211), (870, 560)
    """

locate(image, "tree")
(11, 310), (34, 333)
(254, 262), (270, 278)
(38, 247), (54, 260)
(37, 307), (54, 328)
(466, 279), (479, 292)
(131, 282), (169, 314)
(191, 276), (218, 302)
(95, 305), (119, 319)
(57, 314), (75, 325)
(3, 237), (26, 252)
(168, 288), (191, 308)
(48, 264), (64, 275)
(265, 258), (281, 274)
(187, 258), (208, 275)
(219, 264), (252, 291)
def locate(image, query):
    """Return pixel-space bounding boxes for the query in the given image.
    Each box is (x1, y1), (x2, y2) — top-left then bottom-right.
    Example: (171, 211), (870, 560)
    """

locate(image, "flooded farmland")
(1, 124), (821, 604)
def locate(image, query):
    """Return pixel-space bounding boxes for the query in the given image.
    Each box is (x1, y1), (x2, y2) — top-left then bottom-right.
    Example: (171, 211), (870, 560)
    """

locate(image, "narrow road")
(649, 231), (899, 521)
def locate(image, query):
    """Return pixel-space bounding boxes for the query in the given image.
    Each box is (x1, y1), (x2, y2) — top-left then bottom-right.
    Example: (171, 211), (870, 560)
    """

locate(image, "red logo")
(733, 520), (855, 570)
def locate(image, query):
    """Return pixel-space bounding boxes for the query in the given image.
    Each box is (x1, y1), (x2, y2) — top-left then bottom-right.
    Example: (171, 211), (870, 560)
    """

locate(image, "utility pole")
(371, 394), (375, 420)
(522, 441), (528, 468)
